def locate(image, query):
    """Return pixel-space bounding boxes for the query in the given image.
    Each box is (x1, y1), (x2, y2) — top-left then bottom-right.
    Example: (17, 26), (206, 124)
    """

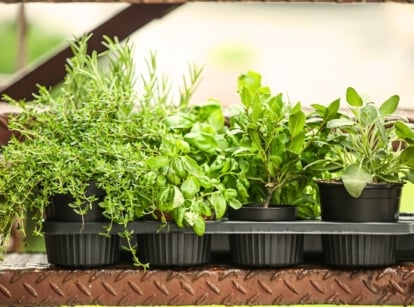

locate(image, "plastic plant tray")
(43, 219), (414, 235)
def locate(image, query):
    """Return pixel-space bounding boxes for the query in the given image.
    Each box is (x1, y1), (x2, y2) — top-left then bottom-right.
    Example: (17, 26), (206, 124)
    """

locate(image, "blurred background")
(1, 2), (414, 108)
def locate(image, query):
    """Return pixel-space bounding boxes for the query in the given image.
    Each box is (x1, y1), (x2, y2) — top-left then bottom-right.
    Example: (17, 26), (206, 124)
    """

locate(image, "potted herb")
(307, 86), (414, 266)
(0, 35), (153, 268)
(136, 97), (247, 266)
(225, 71), (320, 267)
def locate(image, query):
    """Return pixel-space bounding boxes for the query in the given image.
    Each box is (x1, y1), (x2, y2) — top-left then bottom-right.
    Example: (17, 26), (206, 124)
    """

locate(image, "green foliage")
(307, 87), (414, 198)
(0, 34), (154, 267)
(0, 34), (251, 266)
(152, 100), (246, 235)
(227, 71), (321, 218)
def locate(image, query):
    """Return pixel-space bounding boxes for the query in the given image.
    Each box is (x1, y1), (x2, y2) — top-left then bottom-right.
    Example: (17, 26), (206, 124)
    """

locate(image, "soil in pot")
(227, 204), (304, 267)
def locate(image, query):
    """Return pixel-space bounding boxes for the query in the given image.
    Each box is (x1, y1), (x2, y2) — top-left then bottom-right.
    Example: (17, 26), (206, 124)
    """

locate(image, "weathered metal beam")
(1, 253), (414, 306)
(1, 0), (413, 3)
(0, 3), (182, 101)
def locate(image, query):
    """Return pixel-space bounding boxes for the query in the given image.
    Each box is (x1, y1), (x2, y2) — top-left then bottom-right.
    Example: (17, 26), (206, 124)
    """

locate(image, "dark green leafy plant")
(307, 86), (414, 198)
(227, 71), (320, 218)
(145, 100), (246, 235)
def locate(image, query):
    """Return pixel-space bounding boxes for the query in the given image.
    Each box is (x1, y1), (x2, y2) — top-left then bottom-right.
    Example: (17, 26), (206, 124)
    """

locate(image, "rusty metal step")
(1, 253), (414, 306)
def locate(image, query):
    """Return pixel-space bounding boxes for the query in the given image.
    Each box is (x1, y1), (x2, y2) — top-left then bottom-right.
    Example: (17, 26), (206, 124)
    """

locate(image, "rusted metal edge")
(0, 3), (182, 102)
(0, 253), (414, 306)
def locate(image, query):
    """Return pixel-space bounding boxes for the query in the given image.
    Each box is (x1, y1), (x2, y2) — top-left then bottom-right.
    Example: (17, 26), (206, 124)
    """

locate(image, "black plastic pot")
(227, 204), (304, 267)
(317, 181), (403, 222)
(44, 182), (120, 268)
(317, 181), (402, 267)
(322, 234), (397, 267)
(46, 182), (107, 222)
(137, 232), (212, 267)
(44, 233), (120, 268)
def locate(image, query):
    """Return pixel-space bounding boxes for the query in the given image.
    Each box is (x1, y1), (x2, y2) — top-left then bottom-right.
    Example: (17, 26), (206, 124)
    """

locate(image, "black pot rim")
(227, 204), (297, 221)
(316, 180), (405, 189)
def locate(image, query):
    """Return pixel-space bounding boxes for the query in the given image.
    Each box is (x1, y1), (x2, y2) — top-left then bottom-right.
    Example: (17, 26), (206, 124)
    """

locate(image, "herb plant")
(307, 86), (414, 198)
(227, 71), (320, 218)
(0, 34), (247, 266)
(0, 34), (209, 268)
(146, 100), (246, 235)
(0, 34), (149, 265)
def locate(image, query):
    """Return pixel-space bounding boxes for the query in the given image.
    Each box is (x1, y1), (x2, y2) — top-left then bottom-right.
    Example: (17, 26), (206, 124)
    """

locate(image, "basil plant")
(144, 101), (247, 235)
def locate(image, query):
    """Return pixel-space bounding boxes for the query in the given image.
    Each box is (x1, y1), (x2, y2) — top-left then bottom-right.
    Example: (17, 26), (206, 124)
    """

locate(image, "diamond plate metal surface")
(1, 254), (414, 306)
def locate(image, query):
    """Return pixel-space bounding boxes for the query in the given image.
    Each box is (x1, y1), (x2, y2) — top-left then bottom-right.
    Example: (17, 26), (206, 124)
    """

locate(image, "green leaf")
(181, 155), (202, 176)
(395, 121), (414, 140)
(268, 155), (282, 177)
(360, 103), (378, 127)
(270, 137), (284, 157)
(196, 100), (221, 118)
(375, 119), (388, 145)
(400, 147), (414, 168)
(327, 118), (355, 129)
(379, 95), (399, 115)
(289, 131), (305, 154)
(250, 130), (263, 152)
(184, 132), (219, 154)
(406, 169), (414, 184)
(323, 99), (340, 123)
(310, 103), (326, 117)
(238, 71), (262, 95)
(172, 186), (185, 208)
(197, 175), (212, 189)
(228, 198), (242, 210)
(342, 164), (373, 198)
(192, 215), (205, 236)
(174, 139), (190, 153)
(239, 87), (252, 109)
(289, 110), (306, 138)
(181, 177), (199, 199)
(232, 146), (252, 156)
(172, 158), (186, 178)
(174, 207), (185, 228)
(208, 108), (225, 132)
(224, 188), (238, 200)
(210, 191), (226, 219)
(346, 87), (363, 107)
(146, 156), (169, 170)
(183, 211), (197, 227)
(165, 113), (194, 129)
(251, 98), (263, 123)
(236, 179), (249, 200)
(158, 186), (174, 211)
(305, 160), (342, 172)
